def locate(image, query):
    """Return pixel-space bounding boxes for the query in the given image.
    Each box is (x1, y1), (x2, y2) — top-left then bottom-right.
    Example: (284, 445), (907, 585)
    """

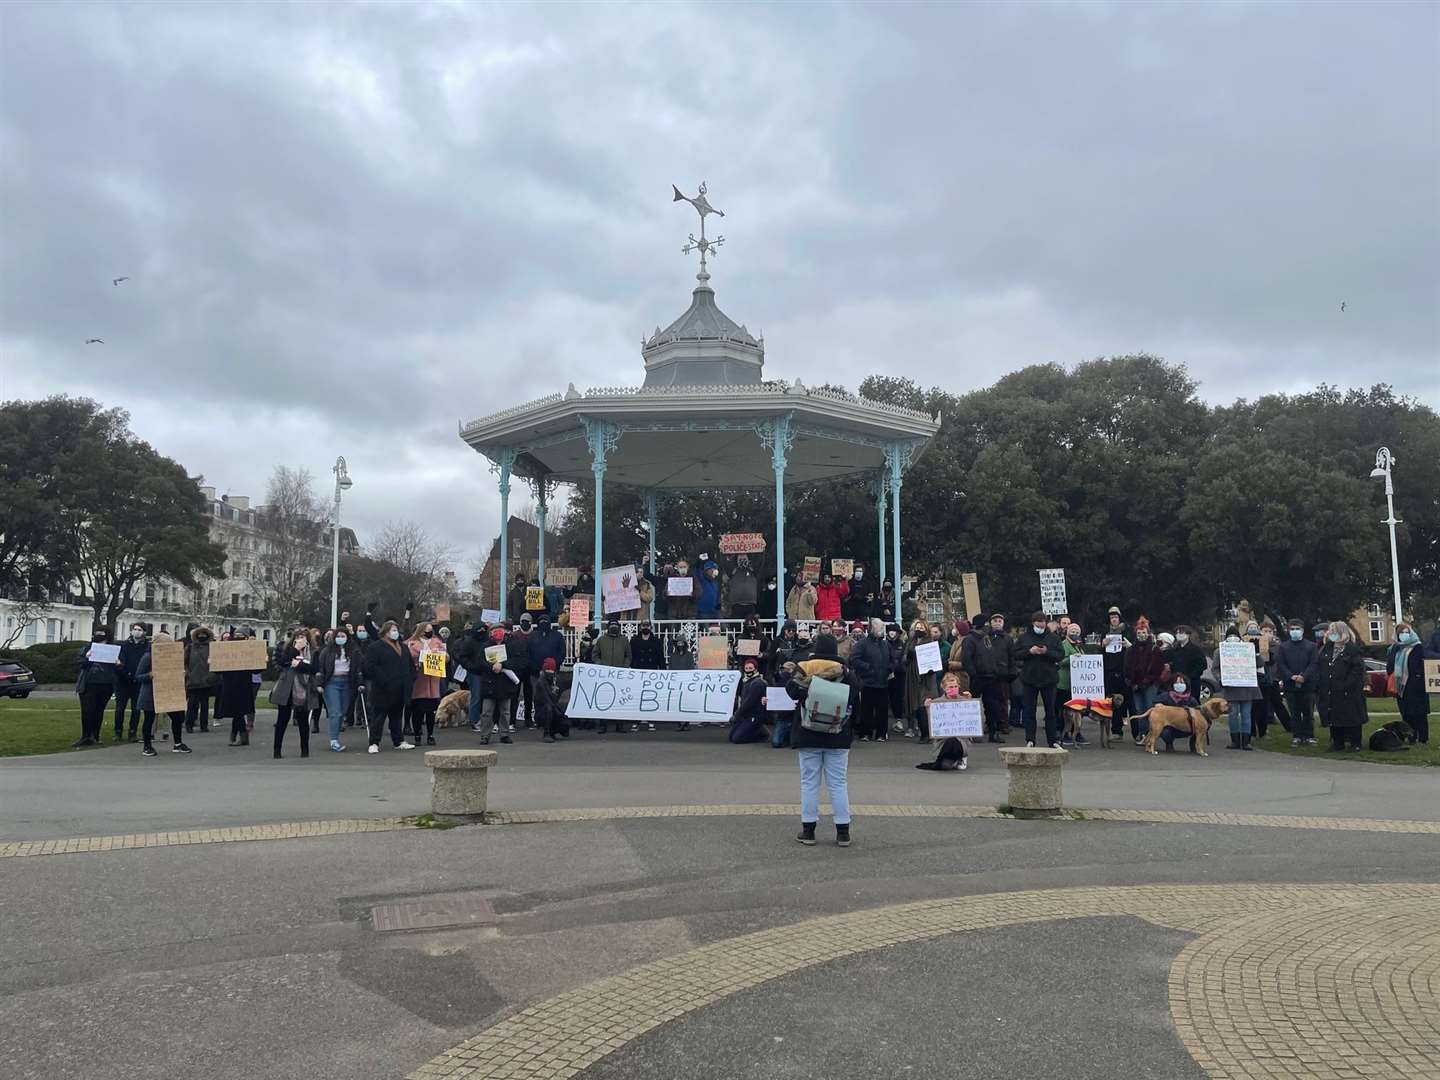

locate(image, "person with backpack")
(784, 632), (856, 848)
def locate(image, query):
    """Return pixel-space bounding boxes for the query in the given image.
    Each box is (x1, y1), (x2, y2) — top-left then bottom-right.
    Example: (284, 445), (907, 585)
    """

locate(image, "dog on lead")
(1061, 694), (1123, 748)
(1130, 697), (1229, 757)
(435, 689), (471, 728)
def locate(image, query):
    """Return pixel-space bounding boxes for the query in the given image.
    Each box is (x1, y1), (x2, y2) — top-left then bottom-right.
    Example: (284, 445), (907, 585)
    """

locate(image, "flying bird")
(1340, 301), (1346, 312)
(85, 338), (104, 344)
(112, 277), (129, 286)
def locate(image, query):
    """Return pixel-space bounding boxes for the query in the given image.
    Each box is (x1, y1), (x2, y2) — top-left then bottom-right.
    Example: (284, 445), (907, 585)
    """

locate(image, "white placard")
(928, 698), (984, 738)
(452, 664), (469, 684)
(567, 663), (741, 724)
(484, 644), (508, 664)
(601, 564), (641, 613)
(480, 608), (502, 625)
(915, 639), (943, 674)
(1218, 641), (1259, 687)
(1068, 654), (1105, 699)
(765, 686), (796, 711)
(1038, 568), (1067, 615)
(86, 643), (121, 664)
(667, 576), (694, 597)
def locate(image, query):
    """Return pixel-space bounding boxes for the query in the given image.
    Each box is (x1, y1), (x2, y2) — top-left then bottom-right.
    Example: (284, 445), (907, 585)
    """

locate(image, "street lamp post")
(330, 456), (353, 628)
(1368, 447), (1403, 626)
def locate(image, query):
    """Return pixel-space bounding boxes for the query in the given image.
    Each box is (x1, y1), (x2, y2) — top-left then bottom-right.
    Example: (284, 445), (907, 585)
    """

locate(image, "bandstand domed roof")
(641, 280), (763, 388)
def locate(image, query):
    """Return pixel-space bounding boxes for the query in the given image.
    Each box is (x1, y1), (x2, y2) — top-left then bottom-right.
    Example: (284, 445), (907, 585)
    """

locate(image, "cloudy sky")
(2, 1), (1436, 570)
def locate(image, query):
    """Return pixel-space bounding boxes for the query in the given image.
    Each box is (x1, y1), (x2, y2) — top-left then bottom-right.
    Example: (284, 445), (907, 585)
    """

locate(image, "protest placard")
(830, 558), (854, 579)
(525, 586), (545, 611)
(736, 638), (762, 657)
(667, 576), (694, 597)
(697, 635), (730, 669)
(151, 640), (187, 713)
(1038, 568), (1067, 615)
(1218, 641), (1259, 687)
(544, 567), (579, 587)
(915, 640), (943, 674)
(481, 608), (502, 626)
(484, 644), (508, 664)
(1425, 659), (1440, 694)
(961, 572), (981, 620)
(928, 699), (984, 738)
(208, 638), (268, 672)
(568, 596), (590, 626)
(86, 642), (121, 665)
(802, 556), (822, 582)
(601, 565), (641, 614)
(567, 663), (741, 724)
(421, 651), (447, 678)
(766, 687), (796, 711)
(719, 533), (766, 555)
(1069, 654), (1105, 699)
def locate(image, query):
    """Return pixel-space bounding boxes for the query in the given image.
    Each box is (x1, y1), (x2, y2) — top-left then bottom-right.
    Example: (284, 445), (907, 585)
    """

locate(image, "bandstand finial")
(672, 181), (725, 284)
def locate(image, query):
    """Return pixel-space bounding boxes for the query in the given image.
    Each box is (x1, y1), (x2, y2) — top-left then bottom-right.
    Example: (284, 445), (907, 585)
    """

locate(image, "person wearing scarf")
(1388, 622), (1431, 744)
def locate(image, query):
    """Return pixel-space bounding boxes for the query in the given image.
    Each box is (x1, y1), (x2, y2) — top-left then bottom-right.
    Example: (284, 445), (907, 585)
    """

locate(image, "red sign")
(719, 532), (766, 555)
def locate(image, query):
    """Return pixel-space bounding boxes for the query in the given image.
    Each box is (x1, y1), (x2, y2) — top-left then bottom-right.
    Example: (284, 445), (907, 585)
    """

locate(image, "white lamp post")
(1368, 447), (1403, 626)
(329, 456), (353, 628)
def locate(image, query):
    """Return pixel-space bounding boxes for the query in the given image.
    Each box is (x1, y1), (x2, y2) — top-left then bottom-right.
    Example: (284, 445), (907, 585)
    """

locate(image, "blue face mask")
(1327, 632), (1340, 643)
(1173, 682), (1187, 694)
(1289, 629), (1302, 641)
(1399, 631), (1418, 645)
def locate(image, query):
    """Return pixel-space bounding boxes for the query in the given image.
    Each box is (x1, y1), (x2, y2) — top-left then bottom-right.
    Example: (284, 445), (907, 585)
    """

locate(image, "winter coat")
(267, 644), (316, 712)
(527, 627), (567, 670)
(75, 641), (120, 692)
(1214, 642), (1262, 703)
(1387, 643), (1430, 719)
(728, 566), (759, 608)
(314, 642), (363, 689)
(1057, 638), (1084, 693)
(843, 578), (875, 621)
(1102, 638), (1128, 697)
(449, 630), (487, 675)
(506, 583), (529, 622)
(813, 580), (850, 623)
(766, 629), (802, 680)
(872, 589), (897, 622)
(903, 635), (940, 717)
(785, 654), (856, 750)
(1170, 642), (1208, 689)
(117, 637), (148, 683)
(785, 583), (818, 622)
(1014, 629), (1063, 688)
(363, 639), (415, 708)
(1315, 642), (1366, 729)
(850, 634), (893, 689)
(183, 630), (220, 690)
(507, 629), (533, 674)
(409, 638), (447, 701)
(630, 631), (665, 670)
(534, 672), (563, 729)
(696, 563), (722, 618)
(667, 643), (695, 671)
(1274, 639), (1320, 686)
(728, 674), (770, 743)
(1123, 641), (1165, 691)
(966, 631), (1009, 681)
(216, 668), (261, 719)
(594, 632), (631, 668)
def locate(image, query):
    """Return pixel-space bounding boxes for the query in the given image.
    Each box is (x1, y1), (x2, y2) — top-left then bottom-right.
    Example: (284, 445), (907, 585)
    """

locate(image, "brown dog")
(435, 689), (471, 729)
(1134, 698), (1228, 757)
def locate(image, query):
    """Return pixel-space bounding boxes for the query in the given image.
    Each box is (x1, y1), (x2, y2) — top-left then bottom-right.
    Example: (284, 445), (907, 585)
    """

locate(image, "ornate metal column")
(885, 441), (913, 620)
(583, 419), (620, 628)
(645, 489), (659, 622)
(492, 447), (517, 615)
(874, 469), (888, 584)
(761, 413), (795, 624)
(528, 475), (552, 587)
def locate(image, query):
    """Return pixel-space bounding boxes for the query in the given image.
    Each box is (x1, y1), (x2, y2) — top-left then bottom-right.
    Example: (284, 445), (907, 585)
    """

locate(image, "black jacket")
(843, 578), (875, 621)
(785, 654), (855, 750)
(507, 629), (533, 674)
(75, 641), (119, 691)
(630, 631), (665, 670)
(850, 635), (893, 689)
(314, 642), (362, 687)
(1274, 639), (1320, 686)
(967, 631), (1009, 680)
(527, 628), (567, 670)
(1170, 642), (1208, 687)
(363, 640), (414, 706)
(117, 637), (148, 682)
(1015, 629), (1064, 687)
(1315, 643), (1366, 729)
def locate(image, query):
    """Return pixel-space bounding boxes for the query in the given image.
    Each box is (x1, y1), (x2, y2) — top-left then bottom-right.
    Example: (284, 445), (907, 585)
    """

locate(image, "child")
(916, 672), (971, 771)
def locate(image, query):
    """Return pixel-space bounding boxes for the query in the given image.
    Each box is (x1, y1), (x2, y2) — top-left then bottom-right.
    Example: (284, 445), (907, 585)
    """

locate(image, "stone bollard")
(997, 746), (1068, 818)
(425, 748), (498, 824)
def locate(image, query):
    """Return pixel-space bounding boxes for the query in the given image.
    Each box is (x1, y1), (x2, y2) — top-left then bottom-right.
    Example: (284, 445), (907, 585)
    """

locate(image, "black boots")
(1228, 732), (1241, 749)
(1241, 733), (1253, 751)
(797, 822), (817, 846)
(836, 824), (851, 848)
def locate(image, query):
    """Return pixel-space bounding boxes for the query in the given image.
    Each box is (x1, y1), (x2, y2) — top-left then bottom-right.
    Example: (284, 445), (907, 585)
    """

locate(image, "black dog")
(1368, 719), (1416, 752)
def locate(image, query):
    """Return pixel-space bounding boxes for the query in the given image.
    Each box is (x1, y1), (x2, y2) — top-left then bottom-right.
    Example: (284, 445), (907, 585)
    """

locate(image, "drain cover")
(371, 892), (497, 932)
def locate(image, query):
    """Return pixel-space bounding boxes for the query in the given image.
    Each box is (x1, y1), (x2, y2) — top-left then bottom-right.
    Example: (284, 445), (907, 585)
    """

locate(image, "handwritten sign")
(719, 533), (766, 555)
(766, 687), (795, 711)
(1038, 568), (1067, 615)
(544, 567), (579, 587)
(481, 608), (502, 626)
(601, 564), (640, 614)
(667, 576), (694, 597)
(421, 650), (447, 678)
(151, 641), (187, 713)
(1424, 659), (1440, 694)
(208, 638), (268, 672)
(1218, 641), (1259, 687)
(525, 586), (545, 611)
(802, 556), (822, 583)
(736, 638), (762, 657)
(1069, 653), (1105, 699)
(928, 698), (984, 738)
(830, 558), (854, 579)
(484, 644), (508, 664)
(568, 596), (590, 626)
(86, 642), (121, 665)
(962, 572), (981, 620)
(567, 663), (741, 724)
(698, 635), (730, 670)
(915, 640), (943, 674)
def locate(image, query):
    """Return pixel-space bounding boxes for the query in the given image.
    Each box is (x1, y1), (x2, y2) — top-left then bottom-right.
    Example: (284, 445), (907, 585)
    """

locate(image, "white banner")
(1068, 654), (1105, 699)
(567, 663), (741, 724)
(1038, 568), (1067, 615)
(1218, 641), (1259, 687)
(928, 698), (984, 738)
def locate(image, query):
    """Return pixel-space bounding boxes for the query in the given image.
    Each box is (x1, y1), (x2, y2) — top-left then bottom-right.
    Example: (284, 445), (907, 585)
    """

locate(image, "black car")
(0, 658), (37, 698)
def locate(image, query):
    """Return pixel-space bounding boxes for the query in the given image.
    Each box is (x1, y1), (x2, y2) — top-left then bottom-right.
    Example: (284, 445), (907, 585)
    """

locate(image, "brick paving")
(408, 883), (1440, 1080)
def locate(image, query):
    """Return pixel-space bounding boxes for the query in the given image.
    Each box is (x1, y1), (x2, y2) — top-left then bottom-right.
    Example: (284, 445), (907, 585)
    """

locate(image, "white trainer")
(398, 741), (415, 750)
(367, 744), (379, 754)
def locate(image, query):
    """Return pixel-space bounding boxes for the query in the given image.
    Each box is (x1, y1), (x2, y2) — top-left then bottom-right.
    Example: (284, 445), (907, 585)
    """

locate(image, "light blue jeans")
(798, 748), (851, 825)
(323, 680), (353, 742)
(1228, 699), (1253, 735)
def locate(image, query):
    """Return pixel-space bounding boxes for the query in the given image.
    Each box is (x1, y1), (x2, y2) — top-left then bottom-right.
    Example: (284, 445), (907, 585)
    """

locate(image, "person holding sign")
(1387, 622), (1431, 744)
(916, 672), (973, 771)
(1215, 625), (1262, 751)
(903, 621), (941, 740)
(406, 622), (447, 745)
(135, 632), (190, 756)
(1017, 611), (1065, 748)
(73, 628), (123, 747)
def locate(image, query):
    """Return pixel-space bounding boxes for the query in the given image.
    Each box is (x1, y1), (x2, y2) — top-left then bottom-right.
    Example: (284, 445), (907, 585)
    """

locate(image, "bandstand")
(458, 184), (939, 636)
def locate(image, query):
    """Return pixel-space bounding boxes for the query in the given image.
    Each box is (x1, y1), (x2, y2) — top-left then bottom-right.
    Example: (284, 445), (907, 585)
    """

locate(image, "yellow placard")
(421, 650), (447, 678)
(526, 586), (545, 611)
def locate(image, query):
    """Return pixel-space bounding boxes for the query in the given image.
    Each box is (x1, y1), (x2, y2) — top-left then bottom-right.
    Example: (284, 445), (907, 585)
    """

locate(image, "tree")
(247, 466), (328, 627)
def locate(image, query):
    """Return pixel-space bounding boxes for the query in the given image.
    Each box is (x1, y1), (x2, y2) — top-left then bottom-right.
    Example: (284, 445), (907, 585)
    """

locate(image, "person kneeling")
(917, 672), (970, 771)
(729, 658), (770, 744)
(1157, 678), (1200, 753)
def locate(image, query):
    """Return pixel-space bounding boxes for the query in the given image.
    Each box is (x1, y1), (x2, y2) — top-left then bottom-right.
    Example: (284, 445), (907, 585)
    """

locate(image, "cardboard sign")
(601, 564), (641, 614)
(667, 576), (694, 597)
(1424, 659), (1440, 694)
(719, 532), (766, 555)
(961, 572), (982, 620)
(766, 686), (796, 712)
(830, 558), (854, 579)
(434, 602), (450, 622)
(569, 596), (591, 626)
(481, 608), (502, 626)
(697, 635), (730, 670)
(1038, 568), (1067, 615)
(802, 556), (822, 583)
(928, 698), (984, 738)
(1218, 641), (1259, 687)
(736, 638), (762, 657)
(484, 644), (508, 664)
(151, 641), (187, 713)
(525, 586), (546, 611)
(1069, 653), (1105, 699)
(915, 640), (943, 674)
(208, 638), (269, 672)
(544, 567), (579, 587)
(86, 642), (121, 664)
(421, 650), (447, 678)
(567, 663), (741, 724)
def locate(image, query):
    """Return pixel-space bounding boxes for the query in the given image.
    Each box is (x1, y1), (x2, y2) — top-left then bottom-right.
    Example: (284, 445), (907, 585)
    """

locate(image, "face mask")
(1176, 633), (1189, 644)
(388, 629), (401, 641)
(607, 627), (619, 636)
(440, 629), (450, 639)
(1399, 630), (1418, 644)
(335, 635), (347, 645)
(423, 630), (433, 638)
(95, 634), (109, 642)
(1136, 632), (1150, 642)
(357, 631), (368, 641)
(640, 629), (651, 637)
(1327, 632), (1340, 643)
(1287, 629), (1301, 641)
(854, 571), (863, 581)
(767, 583), (776, 591)
(130, 629), (144, 640)
(944, 686), (959, 699)
(1246, 625), (1259, 636)
(1032, 625), (1045, 635)
(1174, 682), (1187, 694)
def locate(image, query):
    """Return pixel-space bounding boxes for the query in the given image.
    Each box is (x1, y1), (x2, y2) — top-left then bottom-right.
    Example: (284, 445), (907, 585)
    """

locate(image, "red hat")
(541, 657), (557, 672)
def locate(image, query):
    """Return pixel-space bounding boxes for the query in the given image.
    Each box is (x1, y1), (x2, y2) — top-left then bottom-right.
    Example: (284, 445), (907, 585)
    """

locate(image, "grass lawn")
(1254, 698), (1437, 767)
(0, 697), (103, 757)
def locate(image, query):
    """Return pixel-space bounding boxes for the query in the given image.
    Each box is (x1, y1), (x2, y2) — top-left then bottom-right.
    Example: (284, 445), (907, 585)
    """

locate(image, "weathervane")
(672, 181), (725, 282)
